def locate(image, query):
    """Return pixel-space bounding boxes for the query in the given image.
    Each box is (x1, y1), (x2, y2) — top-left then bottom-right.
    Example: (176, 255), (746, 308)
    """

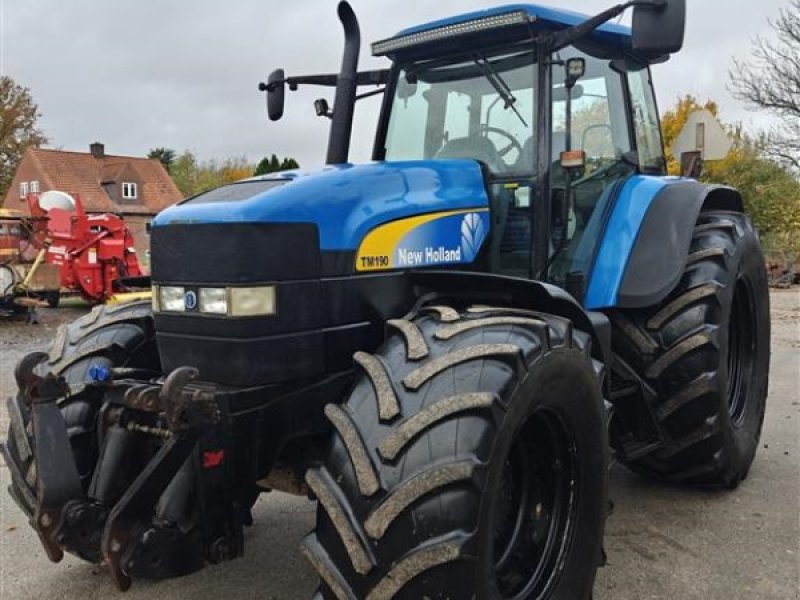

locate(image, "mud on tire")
(609, 211), (770, 487)
(4, 300), (157, 520)
(304, 305), (608, 600)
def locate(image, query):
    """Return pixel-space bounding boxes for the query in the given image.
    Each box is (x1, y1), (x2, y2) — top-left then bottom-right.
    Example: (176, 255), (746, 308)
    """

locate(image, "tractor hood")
(152, 160), (490, 252)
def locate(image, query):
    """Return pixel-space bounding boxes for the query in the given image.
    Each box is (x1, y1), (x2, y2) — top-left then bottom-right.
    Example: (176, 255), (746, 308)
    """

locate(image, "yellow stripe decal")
(355, 208), (489, 272)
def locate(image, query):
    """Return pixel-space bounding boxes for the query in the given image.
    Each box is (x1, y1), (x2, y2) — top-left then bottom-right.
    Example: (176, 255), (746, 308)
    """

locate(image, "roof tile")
(9, 148), (183, 214)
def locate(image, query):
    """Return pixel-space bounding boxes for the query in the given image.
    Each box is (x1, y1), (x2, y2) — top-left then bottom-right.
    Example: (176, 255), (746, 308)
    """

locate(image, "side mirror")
(632, 0), (686, 58)
(266, 69), (286, 121)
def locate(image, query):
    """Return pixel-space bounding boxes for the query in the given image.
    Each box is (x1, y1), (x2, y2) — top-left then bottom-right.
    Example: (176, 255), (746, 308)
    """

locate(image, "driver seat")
(436, 136), (512, 272)
(515, 131), (568, 172)
(435, 136), (504, 172)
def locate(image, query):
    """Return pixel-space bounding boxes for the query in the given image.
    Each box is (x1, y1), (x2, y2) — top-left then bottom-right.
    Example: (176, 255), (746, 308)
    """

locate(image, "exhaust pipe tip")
(326, 1), (361, 165)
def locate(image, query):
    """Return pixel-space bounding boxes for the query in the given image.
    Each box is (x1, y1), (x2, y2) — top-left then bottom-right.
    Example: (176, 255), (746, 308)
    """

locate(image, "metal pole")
(531, 42), (552, 279)
(326, 2), (360, 165)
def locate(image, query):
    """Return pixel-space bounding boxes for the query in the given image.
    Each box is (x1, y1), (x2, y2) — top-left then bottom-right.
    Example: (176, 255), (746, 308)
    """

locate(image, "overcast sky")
(0, 0), (788, 169)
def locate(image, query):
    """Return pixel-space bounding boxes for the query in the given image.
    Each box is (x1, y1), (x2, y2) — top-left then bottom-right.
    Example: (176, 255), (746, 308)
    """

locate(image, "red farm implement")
(27, 191), (143, 304)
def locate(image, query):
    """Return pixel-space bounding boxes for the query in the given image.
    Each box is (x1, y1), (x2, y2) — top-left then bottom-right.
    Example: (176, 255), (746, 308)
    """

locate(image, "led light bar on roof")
(372, 10), (532, 56)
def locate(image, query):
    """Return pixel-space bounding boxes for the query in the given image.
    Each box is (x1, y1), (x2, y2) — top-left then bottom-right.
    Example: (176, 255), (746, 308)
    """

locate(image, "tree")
(569, 100), (615, 158)
(169, 151), (257, 197)
(148, 147), (176, 173)
(219, 156), (255, 184)
(254, 154), (299, 176)
(169, 151), (200, 197)
(660, 96), (800, 251)
(0, 76), (47, 198)
(705, 131), (800, 248)
(730, 1), (800, 172)
(169, 151), (299, 197)
(660, 94), (719, 176)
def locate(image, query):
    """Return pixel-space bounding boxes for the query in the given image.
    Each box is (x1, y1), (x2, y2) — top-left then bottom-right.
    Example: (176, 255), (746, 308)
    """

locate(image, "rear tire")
(609, 211), (770, 487)
(304, 305), (608, 600)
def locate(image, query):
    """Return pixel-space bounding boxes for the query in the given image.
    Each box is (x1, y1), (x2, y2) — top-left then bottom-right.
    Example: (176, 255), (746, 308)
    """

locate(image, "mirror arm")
(259, 69), (389, 93)
(355, 87), (386, 101)
(356, 69), (391, 86)
(547, 0), (664, 52)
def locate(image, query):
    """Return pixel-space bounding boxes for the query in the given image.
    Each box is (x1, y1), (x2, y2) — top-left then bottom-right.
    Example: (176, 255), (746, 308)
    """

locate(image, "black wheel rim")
(492, 409), (578, 599)
(727, 276), (757, 426)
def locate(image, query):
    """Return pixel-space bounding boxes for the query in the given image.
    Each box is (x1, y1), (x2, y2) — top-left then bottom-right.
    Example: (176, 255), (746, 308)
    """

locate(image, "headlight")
(199, 287), (227, 315)
(229, 286), (276, 317)
(153, 284), (276, 317)
(159, 286), (185, 312)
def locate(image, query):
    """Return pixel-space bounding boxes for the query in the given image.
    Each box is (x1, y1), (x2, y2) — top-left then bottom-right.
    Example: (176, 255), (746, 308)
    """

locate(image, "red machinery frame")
(26, 193), (142, 303)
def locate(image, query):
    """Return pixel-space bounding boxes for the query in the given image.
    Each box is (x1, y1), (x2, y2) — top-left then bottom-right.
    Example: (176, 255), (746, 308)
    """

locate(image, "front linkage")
(2, 355), (242, 591)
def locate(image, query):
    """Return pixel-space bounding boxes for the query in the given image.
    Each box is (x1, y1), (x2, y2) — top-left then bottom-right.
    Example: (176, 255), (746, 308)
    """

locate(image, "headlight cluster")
(199, 288), (227, 314)
(152, 285), (276, 317)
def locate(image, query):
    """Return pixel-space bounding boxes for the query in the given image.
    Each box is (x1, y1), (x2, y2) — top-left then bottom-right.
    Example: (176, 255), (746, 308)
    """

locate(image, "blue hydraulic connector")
(88, 365), (112, 383)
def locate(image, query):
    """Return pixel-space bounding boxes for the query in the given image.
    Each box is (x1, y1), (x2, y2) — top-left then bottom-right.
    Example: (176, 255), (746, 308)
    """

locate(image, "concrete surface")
(0, 291), (797, 599)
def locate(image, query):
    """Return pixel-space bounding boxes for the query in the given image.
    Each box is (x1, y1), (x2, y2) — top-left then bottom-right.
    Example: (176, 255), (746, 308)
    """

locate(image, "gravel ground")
(0, 291), (797, 599)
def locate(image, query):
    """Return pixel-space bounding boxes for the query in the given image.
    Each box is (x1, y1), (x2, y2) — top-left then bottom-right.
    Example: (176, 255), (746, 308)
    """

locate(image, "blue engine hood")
(153, 160), (490, 251)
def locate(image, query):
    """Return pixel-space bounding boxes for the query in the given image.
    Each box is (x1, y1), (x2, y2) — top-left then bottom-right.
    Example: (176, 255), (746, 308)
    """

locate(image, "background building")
(1, 143), (184, 272)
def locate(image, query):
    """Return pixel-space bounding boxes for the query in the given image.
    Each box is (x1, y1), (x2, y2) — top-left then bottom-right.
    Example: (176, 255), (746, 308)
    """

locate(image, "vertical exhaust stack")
(326, 1), (360, 165)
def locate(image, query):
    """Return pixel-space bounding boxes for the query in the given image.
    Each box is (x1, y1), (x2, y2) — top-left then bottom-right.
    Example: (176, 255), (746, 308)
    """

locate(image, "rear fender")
(585, 177), (744, 310)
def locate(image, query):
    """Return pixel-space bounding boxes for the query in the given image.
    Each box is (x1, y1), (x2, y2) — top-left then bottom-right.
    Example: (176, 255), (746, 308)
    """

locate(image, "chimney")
(90, 142), (105, 159)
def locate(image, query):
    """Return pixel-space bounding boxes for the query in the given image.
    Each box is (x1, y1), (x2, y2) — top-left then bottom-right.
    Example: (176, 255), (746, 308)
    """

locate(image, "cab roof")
(399, 4), (630, 38)
(376, 4), (632, 58)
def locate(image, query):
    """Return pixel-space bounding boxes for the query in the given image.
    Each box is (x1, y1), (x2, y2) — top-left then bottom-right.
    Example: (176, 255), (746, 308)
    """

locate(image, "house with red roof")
(1, 143), (184, 272)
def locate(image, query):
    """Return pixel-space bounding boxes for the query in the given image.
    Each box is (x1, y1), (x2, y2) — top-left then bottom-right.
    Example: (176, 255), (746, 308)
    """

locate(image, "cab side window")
(546, 49), (636, 285)
(627, 66), (666, 173)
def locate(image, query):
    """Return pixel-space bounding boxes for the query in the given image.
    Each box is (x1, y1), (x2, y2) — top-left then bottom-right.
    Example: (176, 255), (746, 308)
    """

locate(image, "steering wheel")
(478, 125), (523, 158)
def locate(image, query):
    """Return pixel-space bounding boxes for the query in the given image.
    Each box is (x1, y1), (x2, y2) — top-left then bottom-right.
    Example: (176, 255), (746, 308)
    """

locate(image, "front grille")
(150, 222), (321, 284)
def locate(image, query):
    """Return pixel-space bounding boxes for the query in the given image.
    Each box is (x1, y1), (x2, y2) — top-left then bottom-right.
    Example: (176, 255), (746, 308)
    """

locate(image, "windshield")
(181, 180), (287, 205)
(383, 49), (537, 176)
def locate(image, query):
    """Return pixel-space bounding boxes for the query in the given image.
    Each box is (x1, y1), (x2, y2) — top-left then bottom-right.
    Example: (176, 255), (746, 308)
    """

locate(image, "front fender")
(410, 270), (611, 368)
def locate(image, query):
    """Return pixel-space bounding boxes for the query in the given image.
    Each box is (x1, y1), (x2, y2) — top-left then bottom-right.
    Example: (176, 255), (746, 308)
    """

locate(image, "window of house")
(122, 182), (138, 199)
(30, 181), (40, 194)
(19, 182), (29, 198)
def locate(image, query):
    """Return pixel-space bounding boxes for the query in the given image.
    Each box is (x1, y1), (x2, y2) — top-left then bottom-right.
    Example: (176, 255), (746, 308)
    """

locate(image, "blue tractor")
(3, 1), (771, 598)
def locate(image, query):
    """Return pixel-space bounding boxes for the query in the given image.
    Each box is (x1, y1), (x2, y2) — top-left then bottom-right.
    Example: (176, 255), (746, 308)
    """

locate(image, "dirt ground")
(0, 290), (797, 599)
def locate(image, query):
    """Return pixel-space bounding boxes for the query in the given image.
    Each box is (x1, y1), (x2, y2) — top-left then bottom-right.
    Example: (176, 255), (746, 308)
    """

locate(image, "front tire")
(4, 301), (156, 525)
(304, 306), (608, 599)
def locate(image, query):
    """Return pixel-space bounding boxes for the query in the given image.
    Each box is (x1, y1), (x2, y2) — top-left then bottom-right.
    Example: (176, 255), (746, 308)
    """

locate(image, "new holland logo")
(460, 212), (487, 262)
(184, 290), (198, 310)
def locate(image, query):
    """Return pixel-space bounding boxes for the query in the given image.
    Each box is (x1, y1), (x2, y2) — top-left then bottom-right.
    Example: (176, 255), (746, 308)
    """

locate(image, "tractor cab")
(260, 2), (684, 302)
(374, 23), (666, 286)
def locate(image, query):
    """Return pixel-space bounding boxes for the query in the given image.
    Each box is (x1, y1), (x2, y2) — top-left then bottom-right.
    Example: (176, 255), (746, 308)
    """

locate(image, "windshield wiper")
(473, 53), (528, 127)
